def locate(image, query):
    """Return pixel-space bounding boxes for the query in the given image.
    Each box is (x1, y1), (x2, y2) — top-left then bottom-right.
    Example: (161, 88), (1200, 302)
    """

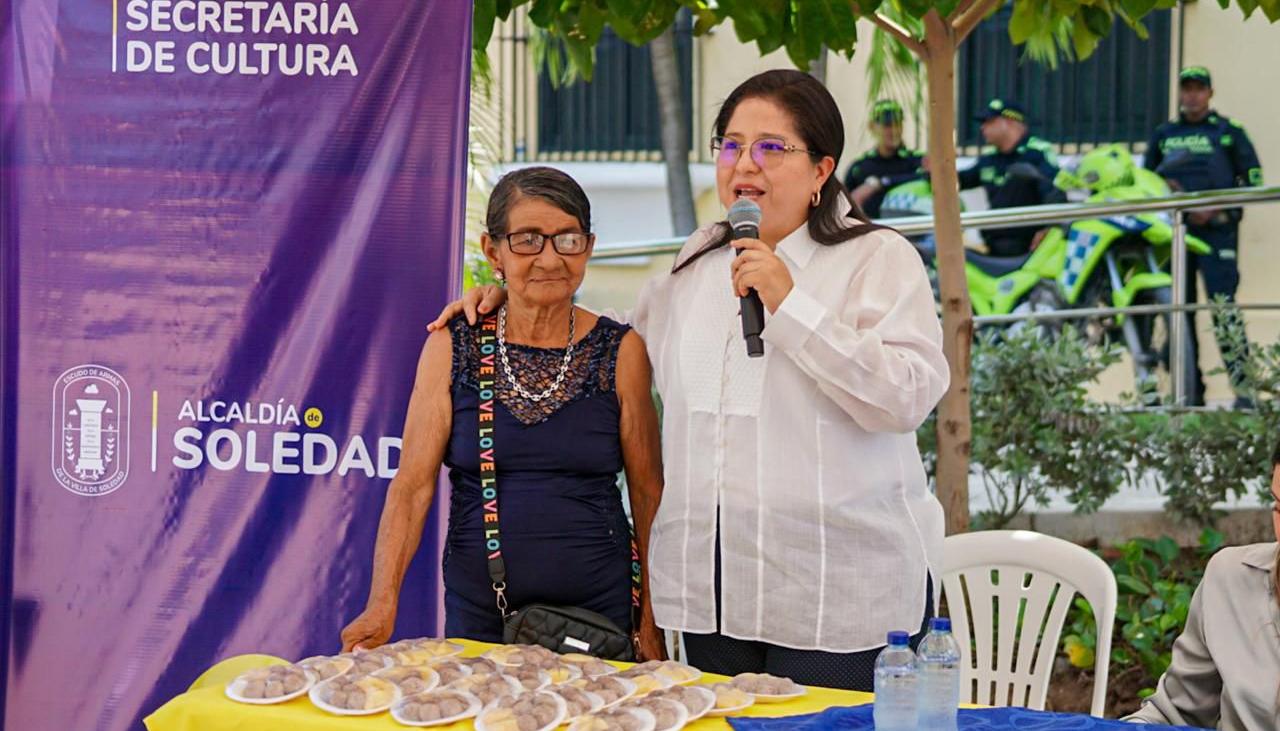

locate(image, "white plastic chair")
(940, 530), (1117, 717)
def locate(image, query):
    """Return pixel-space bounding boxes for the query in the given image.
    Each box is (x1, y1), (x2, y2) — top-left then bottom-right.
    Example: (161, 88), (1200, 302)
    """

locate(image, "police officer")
(843, 100), (925, 219)
(1145, 66), (1263, 407)
(959, 98), (1064, 257)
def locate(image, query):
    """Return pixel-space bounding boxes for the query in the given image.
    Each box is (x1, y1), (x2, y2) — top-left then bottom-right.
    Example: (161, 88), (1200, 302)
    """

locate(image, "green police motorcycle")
(882, 145), (1209, 393)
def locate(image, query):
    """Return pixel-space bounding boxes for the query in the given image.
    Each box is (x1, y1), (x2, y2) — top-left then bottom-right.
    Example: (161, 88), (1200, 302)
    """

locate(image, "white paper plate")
(483, 645), (559, 668)
(744, 687), (807, 703)
(561, 654), (621, 678)
(569, 707), (657, 731)
(224, 666), (316, 705)
(621, 697), (688, 731)
(504, 668), (553, 692)
(706, 698), (755, 717)
(475, 691), (568, 731)
(653, 685), (715, 721)
(342, 650), (396, 674)
(450, 673), (524, 705)
(544, 663), (585, 685)
(297, 656), (355, 682)
(546, 686), (604, 722)
(390, 689), (482, 727)
(616, 672), (671, 697)
(308, 676), (401, 716)
(575, 676), (638, 709)
(393, 639), (467, 661)
(704, 686), (755, 718)
(653, 664), (702, 687)
(428, 659), (475, 686)
(375, 665), (442, 695)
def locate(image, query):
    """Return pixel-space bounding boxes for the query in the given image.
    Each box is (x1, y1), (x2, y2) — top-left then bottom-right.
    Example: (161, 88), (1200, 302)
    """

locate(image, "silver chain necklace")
(497, 304), (576, 403)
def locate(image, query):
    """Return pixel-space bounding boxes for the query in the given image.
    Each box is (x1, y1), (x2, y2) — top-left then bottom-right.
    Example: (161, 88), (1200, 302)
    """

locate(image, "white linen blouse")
(621, 199), (949, 652)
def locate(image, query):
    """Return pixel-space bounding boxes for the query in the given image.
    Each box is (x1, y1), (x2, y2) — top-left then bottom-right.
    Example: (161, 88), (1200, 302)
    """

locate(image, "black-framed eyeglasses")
(711, 136), (817, 169)
(496, 231), (593, 255)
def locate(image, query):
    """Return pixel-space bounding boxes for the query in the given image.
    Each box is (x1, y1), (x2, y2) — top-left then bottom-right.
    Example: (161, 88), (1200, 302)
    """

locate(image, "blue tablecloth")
(727, 705), (1208, 731)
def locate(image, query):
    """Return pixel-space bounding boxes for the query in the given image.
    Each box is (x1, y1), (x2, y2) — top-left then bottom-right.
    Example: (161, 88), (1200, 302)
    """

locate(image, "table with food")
(146, 639), (846, 731)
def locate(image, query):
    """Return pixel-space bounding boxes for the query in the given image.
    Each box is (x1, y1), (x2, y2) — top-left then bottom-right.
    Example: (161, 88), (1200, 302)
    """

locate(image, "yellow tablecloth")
(145, 640), (874, 731)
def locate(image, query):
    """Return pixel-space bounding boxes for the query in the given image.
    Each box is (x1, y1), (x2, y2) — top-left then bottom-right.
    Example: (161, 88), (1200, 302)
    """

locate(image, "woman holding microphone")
(432, 69), (947, 691)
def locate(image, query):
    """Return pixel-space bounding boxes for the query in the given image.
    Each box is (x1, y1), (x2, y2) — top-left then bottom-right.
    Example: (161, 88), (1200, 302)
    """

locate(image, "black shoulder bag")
(475, 315), (639, 660)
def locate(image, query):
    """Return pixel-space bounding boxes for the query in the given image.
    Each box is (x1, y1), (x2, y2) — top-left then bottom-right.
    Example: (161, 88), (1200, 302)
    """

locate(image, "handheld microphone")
(727, 199), (766, 358)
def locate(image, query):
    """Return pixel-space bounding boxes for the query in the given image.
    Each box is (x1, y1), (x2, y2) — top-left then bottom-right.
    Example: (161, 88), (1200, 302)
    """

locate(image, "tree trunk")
(808, 46), (829, 85)
(922, 11), (973, 535)
(650, 27), (697, 236)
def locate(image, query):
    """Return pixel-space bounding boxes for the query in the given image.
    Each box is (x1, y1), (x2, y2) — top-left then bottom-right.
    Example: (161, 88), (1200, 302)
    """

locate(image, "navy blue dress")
(442, 315), (634, 642)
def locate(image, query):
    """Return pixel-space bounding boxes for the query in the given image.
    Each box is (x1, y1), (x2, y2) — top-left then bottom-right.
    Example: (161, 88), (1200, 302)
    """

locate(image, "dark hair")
(486, 166), (591, 236)
(674, 69), (882, 273)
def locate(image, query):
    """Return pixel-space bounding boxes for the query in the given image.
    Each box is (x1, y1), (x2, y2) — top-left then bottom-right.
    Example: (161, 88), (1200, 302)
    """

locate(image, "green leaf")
(787, 0), (824, 69)
(474, 0), (499, 51)
(1152, 536), (1179, 565)
(1071, 26), (1098, 58)
(719, 0), (768, 41)
(1199, 527), (1225, 554)
(575, 2), (609, 45)
(692, 7), (722, 35)
(1081, 4), (1114, 36)
(935, 0), (962, 17)
(563, 37), (597, 80)
(529, 0), (559, 26)
(1117, 575), (1152, 595)
(823, 0), (861, 51)
(855, 0), (885, 15)
(1119, 0), (1160, 20)
(898, 0), (935, 20)
(1009, 0), (1041, 44)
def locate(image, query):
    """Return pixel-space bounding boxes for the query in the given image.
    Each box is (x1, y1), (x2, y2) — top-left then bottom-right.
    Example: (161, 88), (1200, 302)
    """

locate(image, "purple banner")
(1, 1), (471, 729)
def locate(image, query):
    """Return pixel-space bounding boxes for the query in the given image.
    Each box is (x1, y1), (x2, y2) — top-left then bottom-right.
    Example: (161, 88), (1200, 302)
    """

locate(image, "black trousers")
(682, 534), (934, 693)
(1184, 223), (1248, 405)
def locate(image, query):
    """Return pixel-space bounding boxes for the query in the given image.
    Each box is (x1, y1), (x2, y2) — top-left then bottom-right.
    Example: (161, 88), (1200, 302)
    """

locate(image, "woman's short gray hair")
(485, 166), (592, 236)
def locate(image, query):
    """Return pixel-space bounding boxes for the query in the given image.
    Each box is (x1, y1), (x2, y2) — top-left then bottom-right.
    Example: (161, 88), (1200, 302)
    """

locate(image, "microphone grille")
(727, 198), (762, 230)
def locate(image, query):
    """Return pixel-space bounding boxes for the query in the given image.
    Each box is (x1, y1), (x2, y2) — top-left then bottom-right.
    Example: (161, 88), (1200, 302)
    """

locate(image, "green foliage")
(1063, 528), (1225, 697)
(469, 0), (1278, 82)
(916, 307), (1279, 528)
(966, 326), (1140, 528)
(914, 314), (1270, 702)
(1128, 304), (1280, 523)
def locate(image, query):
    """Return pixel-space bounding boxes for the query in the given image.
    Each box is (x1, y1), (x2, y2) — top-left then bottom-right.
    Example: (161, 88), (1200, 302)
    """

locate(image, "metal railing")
(591, 185), (1280, 406)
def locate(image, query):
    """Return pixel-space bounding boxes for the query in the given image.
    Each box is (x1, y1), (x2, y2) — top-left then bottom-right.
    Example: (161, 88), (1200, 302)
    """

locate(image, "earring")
(495, 270), (505, 282)
(811, 190), (822, 207)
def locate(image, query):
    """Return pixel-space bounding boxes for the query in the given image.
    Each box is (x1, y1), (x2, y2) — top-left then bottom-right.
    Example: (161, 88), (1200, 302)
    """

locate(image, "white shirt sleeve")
(762, 231), (949, 434)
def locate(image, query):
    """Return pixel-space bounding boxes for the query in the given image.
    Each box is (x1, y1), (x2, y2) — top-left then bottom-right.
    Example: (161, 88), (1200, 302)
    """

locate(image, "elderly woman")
(341, 167), (666, 660)
(1125, 437), (1280, 731)
(432, 70), (947, 691)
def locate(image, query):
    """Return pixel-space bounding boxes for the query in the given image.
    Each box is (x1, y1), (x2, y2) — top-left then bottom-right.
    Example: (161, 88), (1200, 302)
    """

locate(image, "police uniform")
(1144, 66), (1263, 404)
(844, 147), (924, 219)
(959, 99), (1064, 257)
(843, 100), (924, 219)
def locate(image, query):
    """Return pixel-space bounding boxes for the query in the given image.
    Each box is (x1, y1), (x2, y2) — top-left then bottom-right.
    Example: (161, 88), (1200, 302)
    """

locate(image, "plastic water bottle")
(917, 617), (962, 731)
(873, 630), (918, 731)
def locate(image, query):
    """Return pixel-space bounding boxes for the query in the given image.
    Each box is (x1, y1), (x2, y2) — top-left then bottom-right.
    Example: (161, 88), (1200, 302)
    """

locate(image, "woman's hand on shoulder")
(426, 285), (508, 332)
